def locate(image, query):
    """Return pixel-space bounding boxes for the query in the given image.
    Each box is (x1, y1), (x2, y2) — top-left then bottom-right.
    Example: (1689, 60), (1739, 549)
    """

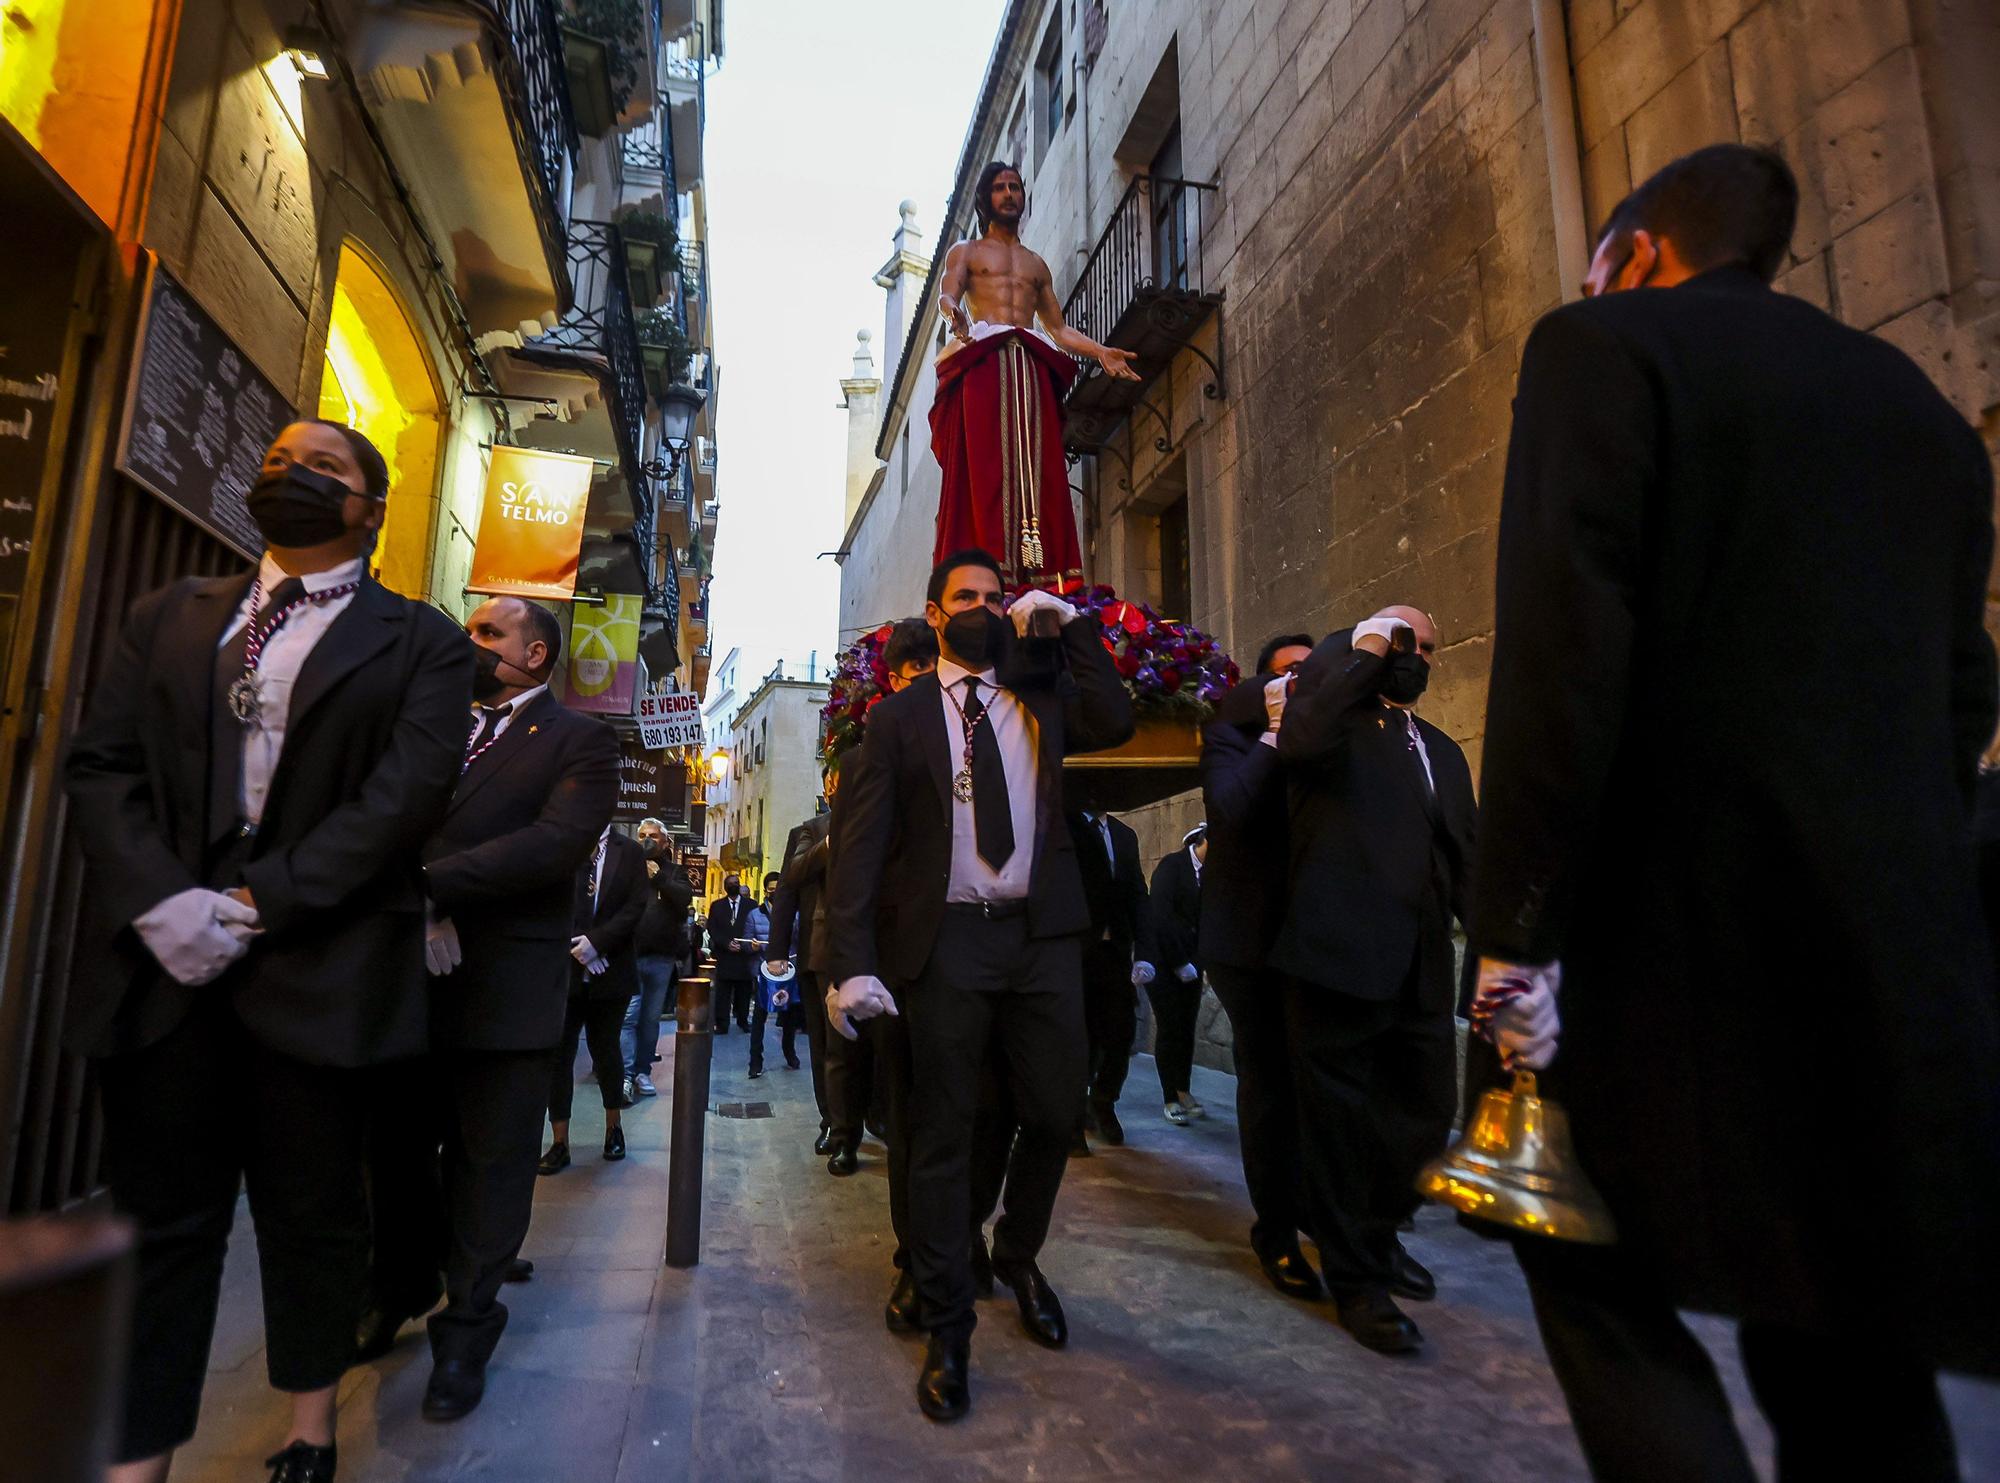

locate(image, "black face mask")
(247, 463), (357, 549)
(725, 881), (741, 897)
(470, 642), (541, 701)
(941, 608), (1007, 671)
(1380, 650), (1430, 705)
(639, 836), (666, 858)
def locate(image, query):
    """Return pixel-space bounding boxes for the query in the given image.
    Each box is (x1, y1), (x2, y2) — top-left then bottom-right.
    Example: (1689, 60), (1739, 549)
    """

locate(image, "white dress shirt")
(935, 658), (1039, 903)
(486, 682), (547, 740)
(217, 553), (363, 828)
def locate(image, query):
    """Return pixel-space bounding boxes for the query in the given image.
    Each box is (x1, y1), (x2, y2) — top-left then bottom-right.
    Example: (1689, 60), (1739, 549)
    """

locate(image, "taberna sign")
(467, 445), (595, 599)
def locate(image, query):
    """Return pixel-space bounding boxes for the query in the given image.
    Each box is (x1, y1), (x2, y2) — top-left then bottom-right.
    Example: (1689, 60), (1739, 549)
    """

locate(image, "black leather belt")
(947, 898), (1028, 921)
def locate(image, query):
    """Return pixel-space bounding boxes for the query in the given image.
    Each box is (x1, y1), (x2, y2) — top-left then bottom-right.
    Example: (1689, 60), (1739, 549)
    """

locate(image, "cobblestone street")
(177, 1036), (2000, 1482)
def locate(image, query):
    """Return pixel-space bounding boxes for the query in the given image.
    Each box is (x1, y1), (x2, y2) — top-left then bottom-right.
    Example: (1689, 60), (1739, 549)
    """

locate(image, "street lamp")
(642, 382), (708, 483)
(704, 747), (730, 785)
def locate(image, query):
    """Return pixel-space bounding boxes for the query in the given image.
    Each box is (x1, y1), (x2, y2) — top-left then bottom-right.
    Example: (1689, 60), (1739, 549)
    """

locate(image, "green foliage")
(569, 0), (647, 114)
(635, 306), (694, 385)
(617, 208), (678, 254)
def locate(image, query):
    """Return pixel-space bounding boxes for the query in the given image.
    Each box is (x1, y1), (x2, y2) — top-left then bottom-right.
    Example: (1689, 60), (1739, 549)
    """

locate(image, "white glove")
(1131, 961), (1156, 987)
(764, 959), (793, 978)
(584, 952), (609, 977)
(828, 975), (899, 1040)
(1175, 963), (1199, 984)
(1263, 673), (1289, 731)
(570, 935), (598, 965)
(1353, 617), (1402, 650)
(425, 913), (463, 977)
(1471, 957), (1562, 1070)
(132, 888), (259, 986)
(1008, 588), (1077, 636)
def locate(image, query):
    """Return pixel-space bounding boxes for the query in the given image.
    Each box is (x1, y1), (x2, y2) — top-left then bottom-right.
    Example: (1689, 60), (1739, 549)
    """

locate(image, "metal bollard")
(665, 974), (713, 1268)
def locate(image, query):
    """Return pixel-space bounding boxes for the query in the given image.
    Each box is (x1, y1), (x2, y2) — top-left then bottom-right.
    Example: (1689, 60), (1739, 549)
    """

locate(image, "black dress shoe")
(827, 1145), (859, 1176)
(537, 1141), (570, 1175)
(1069, 1129), (1091, 1158)
(916, 1332), (971, 1422)
(814, 1124), (835, 1155)
(1258, 1248), (1326, 1302)
(504, 1258), (534, 1283)
(991, 1258), (1067, 1348)
(422, 1356), (487, 1421)
(865, 1116), (888, 1143)
(604, 1125), (626, 1161)
(354, 1305), (410, 1363)
(749, 1064), (765, 1079)
(265, 1439), (337, 1482)
(969, 1234), (995, 1299)
(1089, 1098), (1124, 1146)
(1333, 1288), (1423, 1355)
(1390, 1246), (1436, 1302)
(785, 1054), (801, 1070)
(884, 1268), (920, 1334)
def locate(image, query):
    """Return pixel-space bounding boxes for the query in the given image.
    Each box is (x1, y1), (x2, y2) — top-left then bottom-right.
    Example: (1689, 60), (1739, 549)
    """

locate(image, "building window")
(1158, 494), (1191, 619)
(1006, 95), (1027, 175)
(1150, 125), (1189, 292)
(1034, 16), (1064, 164)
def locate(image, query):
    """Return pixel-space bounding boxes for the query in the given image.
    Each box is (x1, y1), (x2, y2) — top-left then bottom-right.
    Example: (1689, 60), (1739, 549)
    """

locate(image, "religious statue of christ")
(931, 161), (1141, 584)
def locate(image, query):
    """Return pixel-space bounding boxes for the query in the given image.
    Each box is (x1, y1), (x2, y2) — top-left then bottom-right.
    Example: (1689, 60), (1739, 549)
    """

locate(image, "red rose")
(1114, 652), (1142, 679)
(1159, 666), (1184, 693)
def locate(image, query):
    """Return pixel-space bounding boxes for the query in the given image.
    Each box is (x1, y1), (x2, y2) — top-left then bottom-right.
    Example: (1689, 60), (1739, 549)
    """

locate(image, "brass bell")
(1417, 1070), (1618, 1245)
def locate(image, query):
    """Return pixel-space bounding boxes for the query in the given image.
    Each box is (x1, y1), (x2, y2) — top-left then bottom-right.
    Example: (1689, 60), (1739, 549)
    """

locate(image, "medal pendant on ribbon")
(953, 769), (974, 803)
(228, 674), (262, 725)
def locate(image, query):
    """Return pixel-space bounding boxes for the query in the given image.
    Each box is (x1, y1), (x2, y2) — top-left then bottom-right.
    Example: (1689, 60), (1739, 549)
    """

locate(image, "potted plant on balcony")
(617, 208), (678, 307)
(634, 306), (694, 393)
(565, 0), (648, 125)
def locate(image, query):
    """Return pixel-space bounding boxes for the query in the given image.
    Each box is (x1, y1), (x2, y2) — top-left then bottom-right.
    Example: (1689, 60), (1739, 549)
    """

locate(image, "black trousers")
(712, 974), (752, 1033)
(872, 999), (914, 1266)
(826, 989), (877, 1152)
(1143, 974), (1203, 1102)
(969, 1041), (1018, 1231)
(1081, 938), (1135, 1106)
(903, 909), (1085, 1341)
(1282, 976), (1454, 1293)
(99, 998), (370, 1462)
(427, 1049), (551, 1364)
(1515, 1238), (1958, 1482)
(362, 1058), (446, 1320)
(799, 968), (831, 1124)
(1207, 965), (1306, 1261)
(749, 998), (802, 1071)
(548, 993), (629, 1122)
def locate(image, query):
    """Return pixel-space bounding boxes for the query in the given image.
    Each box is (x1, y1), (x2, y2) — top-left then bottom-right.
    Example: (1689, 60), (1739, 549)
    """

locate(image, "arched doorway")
(316, 243), (443, 599)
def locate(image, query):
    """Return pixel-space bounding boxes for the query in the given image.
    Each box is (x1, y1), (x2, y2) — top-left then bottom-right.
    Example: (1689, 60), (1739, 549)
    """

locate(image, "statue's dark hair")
(972, 161), (1025, 233)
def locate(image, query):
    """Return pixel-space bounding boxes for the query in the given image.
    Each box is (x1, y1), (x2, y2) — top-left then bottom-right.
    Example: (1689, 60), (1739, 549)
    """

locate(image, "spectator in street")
(1199, 633), (1322, 1300)
(355, 594), (619, 1424)
(1472, 143), (1999, 1480)
(1140, 824), (1206, 1125)
(706, 872), (757, 1032)
(540, 824), (648, 1169)
(748, 871), (798, 1077)
(1274, 606), (1475, 1357)
(1068, 795), (1149, 1150)
(624, 818), (693, 1097)
(63, 419), (470, 1483)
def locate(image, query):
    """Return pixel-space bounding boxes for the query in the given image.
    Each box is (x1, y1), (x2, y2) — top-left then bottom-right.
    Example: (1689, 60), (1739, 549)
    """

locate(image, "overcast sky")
(699, 0), (1004, 676)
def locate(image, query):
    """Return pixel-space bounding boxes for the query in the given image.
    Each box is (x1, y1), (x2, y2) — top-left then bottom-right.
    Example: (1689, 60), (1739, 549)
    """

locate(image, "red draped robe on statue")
(929, 325), (1081, 585)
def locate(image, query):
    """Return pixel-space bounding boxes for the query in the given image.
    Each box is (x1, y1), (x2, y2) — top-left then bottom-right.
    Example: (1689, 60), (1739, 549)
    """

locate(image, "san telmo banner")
(563, 593), (642, 714)
(467, 445), (594, 598)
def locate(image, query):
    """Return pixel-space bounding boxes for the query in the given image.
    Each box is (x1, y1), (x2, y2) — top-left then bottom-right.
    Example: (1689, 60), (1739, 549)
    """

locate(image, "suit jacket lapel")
(451, 689), (557, 813)
(166, 573), (255, 837)
(1388, 712), (1445, 831)
(287, 579), (404, 727)
(912, 674), (954, 814)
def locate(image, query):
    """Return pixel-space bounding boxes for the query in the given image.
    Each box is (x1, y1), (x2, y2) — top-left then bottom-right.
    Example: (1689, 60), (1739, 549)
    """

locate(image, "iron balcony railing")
(619, 111), (677, 206)
(1062, 174), (1218, 351)
(481, 0), (579, 215)
(678, 239), (706, 340)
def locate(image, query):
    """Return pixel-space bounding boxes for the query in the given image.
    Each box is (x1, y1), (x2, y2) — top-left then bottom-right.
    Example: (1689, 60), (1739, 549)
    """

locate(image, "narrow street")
(162, 1033), (1995, 1482)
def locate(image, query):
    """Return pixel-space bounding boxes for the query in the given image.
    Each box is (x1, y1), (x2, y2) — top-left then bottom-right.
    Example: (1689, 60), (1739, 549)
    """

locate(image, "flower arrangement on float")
(818, 580), (1238, 767)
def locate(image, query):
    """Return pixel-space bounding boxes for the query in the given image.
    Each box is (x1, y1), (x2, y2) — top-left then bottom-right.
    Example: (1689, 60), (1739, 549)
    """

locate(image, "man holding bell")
(1471, 143), (2000, 1479)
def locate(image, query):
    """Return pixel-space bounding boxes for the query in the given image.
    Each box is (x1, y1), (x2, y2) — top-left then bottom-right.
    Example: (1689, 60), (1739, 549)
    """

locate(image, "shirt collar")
(258, 552), (366, 596)
(935, 658), (999, 691)
(487, 682), (549, 716)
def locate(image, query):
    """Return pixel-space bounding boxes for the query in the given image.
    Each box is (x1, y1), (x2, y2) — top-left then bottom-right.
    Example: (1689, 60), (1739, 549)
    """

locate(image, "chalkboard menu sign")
(115, 257), (292, 558)
(613, 733), (691, 825)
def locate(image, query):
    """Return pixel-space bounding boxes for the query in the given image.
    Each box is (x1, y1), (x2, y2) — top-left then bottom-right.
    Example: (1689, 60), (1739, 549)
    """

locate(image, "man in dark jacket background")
(624, 817), (693, 1096)
(706, 872), (757, 1033)
(1067, 798), (1150, 1149)
(1142, 825), (1207, 1126)
(1470, 144), (1999, 1482)
(1199, 634), (1320, 1301)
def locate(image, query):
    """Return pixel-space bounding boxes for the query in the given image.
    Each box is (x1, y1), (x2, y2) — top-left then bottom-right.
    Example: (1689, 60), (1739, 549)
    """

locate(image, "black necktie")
(963, 679), (1015, 869)
(468, 701), (513, 756)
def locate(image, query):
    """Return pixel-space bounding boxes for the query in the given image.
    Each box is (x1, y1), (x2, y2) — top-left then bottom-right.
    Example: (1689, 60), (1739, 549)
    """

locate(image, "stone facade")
(838, 0), (1999, 1072)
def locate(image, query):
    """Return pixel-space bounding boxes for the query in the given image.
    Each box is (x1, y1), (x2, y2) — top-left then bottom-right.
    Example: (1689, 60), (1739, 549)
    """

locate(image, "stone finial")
(852, 328), (875, 378)
(894, 199), (924, 254)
